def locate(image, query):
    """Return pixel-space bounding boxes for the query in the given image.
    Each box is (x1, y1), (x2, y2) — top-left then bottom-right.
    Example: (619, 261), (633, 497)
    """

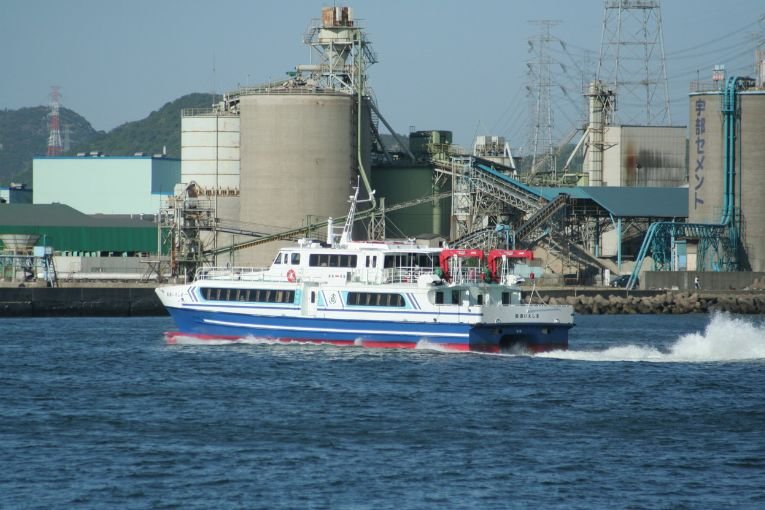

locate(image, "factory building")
(0, 183), (32, 204)
(0, 203), (163, 282)
(583, 81), (687, 188)
(601, 126), (686, 187)
(33, 154), (180, 215)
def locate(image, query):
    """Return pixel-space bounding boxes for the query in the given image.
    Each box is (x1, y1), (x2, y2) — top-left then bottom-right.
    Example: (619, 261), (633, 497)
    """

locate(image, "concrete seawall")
(0, 287), (165, 317)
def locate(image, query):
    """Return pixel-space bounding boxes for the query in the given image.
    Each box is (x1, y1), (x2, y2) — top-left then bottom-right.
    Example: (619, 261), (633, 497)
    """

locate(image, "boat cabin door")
(301, 283), (319, 316)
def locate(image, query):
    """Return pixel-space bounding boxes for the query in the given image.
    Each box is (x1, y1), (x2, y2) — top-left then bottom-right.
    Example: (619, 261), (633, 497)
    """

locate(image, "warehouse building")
(33, 154), (180, 215)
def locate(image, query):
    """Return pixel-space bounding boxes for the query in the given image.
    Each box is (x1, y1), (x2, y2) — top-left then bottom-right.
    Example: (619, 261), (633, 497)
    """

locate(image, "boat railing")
(194, 266), (271, 281)
(448, 267), (489, 285)
(380, 266), (438, 284)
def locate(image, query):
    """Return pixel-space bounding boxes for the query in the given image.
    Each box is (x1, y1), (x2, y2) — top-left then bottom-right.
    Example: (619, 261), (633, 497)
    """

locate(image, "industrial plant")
(2, 1), (765, 292)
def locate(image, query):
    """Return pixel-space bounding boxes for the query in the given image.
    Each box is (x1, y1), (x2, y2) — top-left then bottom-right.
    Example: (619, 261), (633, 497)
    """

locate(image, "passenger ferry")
(156, 188), (574, 353)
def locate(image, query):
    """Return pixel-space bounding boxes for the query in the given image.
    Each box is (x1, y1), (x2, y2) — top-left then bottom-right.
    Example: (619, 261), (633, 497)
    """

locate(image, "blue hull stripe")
(203, 317), (469, 338)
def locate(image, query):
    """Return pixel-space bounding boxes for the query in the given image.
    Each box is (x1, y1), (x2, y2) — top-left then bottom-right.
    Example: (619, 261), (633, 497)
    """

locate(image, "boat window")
(311, 291), (316, 304)
(435, 291), (444, 305)
(452, 290), (461, 305)
(347, 292), (405, 307)
(273, 253), (282, 264)
(201, 287), (295, 304)
(477, 294), (484, 305)
(502, 292), (510, 305)
(291, 253), (300, 265)
(417, 254), (435, 268)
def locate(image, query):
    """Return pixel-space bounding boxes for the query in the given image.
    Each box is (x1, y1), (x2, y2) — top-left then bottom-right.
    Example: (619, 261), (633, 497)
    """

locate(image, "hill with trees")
(0, 92), (217, 186)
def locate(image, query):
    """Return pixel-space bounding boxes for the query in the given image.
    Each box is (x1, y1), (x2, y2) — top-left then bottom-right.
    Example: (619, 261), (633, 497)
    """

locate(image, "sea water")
(1, 313), (764, 509)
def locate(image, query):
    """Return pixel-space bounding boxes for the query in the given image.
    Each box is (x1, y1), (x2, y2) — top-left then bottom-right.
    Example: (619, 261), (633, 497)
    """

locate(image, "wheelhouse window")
(383, 253), (436, 269)
(309, 253), (357, 268)
(291, 253), (300, 265)
(346, 292), (405, 307)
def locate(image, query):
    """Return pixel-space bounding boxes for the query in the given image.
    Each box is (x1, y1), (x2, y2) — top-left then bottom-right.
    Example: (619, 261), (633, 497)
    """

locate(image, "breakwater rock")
(532, 291), (765, 315)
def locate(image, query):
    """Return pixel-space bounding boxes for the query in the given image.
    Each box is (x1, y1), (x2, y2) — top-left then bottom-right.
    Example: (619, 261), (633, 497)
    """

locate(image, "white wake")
(538, 313), (765, 363)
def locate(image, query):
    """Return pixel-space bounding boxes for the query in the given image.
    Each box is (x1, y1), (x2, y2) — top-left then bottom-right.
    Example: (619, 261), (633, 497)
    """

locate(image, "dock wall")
(0, 287), (165, 317)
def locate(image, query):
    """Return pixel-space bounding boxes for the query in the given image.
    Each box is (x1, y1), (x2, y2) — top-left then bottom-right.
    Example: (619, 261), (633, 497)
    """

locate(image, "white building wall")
(33, 156), (179, 215)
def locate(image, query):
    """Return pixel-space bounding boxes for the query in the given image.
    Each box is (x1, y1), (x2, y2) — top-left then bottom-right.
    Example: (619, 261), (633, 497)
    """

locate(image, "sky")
(2, 0), (763, 151)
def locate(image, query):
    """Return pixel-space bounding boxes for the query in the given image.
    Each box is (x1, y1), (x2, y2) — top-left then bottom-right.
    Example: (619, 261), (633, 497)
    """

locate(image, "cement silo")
(689, 80), (765, 271)
(234, 6), (375, 264)
(181, 109), (240, 191)
(238, 91), (370, 242)
(738, 91), (765, 271)
(180, 108), (241, 266)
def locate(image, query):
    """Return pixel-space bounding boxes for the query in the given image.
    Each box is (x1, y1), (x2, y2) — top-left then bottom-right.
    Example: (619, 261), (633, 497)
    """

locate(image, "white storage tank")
(181, 109), (240, 191)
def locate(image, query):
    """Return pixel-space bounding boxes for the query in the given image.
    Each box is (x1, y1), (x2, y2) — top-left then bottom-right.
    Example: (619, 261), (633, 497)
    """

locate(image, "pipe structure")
(354, 30), (376, 211)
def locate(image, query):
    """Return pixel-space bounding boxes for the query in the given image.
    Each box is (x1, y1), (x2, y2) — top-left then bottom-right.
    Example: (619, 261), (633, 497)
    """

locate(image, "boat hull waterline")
(163, 306), (571, 353)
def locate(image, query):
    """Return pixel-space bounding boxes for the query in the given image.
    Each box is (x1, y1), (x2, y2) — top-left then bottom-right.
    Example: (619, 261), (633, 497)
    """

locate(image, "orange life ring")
(286, 269), (297, 283)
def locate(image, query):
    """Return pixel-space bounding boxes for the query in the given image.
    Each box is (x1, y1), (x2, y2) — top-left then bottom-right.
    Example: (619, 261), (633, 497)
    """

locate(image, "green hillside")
(0, 106), (100, 185)
(70, 93), (219, 159)
(0, 92), (217, 186)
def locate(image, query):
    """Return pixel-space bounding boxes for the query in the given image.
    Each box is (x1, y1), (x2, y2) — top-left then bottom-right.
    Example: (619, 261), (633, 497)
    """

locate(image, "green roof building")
(0, 204), (162, 254)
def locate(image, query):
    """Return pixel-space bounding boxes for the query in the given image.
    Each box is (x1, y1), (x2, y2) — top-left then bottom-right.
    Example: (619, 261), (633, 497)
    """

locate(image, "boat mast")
(338, 178), (374, 247)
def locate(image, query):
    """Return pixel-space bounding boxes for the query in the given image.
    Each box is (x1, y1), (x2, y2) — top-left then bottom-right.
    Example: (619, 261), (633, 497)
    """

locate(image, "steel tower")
(46, 86), (63, 156)
(597, 0), (672, 125)
(526, 20), (559, 178)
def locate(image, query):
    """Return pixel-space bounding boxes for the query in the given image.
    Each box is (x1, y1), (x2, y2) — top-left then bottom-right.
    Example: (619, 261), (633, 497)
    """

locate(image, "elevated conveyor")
(515, 193), (568, 243)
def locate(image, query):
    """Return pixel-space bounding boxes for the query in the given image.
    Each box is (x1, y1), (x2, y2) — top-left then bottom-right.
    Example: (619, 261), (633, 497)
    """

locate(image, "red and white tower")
(47, 86), (63, 156)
